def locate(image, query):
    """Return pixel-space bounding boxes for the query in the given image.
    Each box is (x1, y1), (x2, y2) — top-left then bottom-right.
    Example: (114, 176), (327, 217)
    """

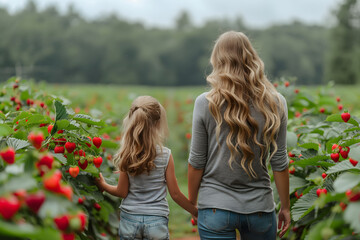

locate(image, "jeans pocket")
(145, 217), (169, 240)
(200, 208), (230, 232)
(119, 216), (140, 239)
(247, 211), (275, 234)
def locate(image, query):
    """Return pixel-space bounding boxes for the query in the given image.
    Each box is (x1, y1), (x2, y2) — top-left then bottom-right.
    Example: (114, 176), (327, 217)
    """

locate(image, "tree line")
(0, 0), (358, 86)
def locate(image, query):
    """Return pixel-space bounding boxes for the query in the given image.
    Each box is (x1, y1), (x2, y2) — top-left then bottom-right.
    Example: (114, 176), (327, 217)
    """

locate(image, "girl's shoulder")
(156, 145), (171, 157)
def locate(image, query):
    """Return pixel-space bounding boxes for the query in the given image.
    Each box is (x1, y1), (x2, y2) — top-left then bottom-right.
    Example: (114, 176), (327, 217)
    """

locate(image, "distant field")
(44, 83), (359, 238)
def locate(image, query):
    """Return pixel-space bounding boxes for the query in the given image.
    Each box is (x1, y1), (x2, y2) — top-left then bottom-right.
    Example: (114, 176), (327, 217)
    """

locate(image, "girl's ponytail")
(114, 96), (167, 176)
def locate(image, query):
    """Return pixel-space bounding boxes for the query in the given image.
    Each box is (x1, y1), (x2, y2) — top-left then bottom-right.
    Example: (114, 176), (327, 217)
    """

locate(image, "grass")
(44, 82), (360, 238)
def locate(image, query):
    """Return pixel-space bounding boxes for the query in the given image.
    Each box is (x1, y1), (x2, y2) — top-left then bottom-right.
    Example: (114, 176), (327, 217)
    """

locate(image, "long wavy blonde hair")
(206, 31), (284, 178)
(114, 96), (168, 176)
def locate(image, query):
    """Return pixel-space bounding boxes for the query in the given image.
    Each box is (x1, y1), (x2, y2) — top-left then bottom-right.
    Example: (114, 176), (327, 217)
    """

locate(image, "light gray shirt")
(188, 92), (288, 214)
(121, 146), (171, 217)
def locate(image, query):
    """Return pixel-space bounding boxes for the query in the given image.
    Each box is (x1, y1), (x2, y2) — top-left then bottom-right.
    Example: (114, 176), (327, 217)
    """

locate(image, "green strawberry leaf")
(0, 123), (14, 137)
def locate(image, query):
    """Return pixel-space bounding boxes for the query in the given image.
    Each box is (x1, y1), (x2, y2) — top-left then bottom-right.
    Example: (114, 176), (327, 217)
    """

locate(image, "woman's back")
(188, 92), (288, 214)
(121, 146), (171, 217)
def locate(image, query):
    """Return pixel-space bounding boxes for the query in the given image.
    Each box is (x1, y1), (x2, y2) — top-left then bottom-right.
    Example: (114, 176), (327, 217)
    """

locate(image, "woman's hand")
(95, 173), (105, 192)
(278, 207), (291, 238)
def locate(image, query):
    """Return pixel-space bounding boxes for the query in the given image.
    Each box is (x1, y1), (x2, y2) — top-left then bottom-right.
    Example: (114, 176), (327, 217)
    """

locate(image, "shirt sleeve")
(188, 94), (208, 169)
(270, 94), (289, 171)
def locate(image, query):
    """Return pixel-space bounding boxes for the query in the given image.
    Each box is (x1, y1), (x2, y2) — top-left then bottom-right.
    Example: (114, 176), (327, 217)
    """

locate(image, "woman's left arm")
(95, 171), (129, 198)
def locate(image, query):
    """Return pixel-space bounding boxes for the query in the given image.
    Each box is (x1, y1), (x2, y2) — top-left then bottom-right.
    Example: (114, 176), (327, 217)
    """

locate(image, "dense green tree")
(0, 0), (349, 86)
(326, 0), (360, 84)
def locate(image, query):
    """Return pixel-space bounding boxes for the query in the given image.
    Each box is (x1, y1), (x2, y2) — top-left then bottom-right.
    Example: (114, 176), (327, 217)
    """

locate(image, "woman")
(188, 31), (290, 240)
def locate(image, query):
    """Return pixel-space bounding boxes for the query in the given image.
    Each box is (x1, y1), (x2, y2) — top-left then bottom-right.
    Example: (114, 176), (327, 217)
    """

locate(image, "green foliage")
(0, 2), (331, 85)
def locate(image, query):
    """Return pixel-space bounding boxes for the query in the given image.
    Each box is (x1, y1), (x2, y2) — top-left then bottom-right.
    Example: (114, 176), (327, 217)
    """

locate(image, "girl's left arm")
(95, 171), (129, 198)
(166, 154), (198, 217)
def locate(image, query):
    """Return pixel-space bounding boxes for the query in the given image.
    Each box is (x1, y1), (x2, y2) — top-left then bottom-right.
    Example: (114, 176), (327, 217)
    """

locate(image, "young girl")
(95, 95), (197, 240)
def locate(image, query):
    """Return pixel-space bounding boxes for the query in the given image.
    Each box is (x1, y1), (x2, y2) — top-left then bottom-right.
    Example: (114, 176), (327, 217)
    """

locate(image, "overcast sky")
(0, 0), (343, 28)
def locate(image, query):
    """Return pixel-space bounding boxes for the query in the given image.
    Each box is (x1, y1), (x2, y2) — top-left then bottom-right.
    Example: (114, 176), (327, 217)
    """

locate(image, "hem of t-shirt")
(120, 207), (170, 219)
(197, 205), (276, 215)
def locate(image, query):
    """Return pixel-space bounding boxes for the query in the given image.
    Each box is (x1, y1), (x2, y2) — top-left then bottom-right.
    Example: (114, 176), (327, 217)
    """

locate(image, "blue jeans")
(119, 211), (169, 240)
(198, 208), (277, 240)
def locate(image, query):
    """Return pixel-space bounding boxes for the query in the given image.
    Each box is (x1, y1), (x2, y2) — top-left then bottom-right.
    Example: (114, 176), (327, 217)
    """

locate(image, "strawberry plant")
(274, 80), (360, 239)
(0, 78), (121, 240)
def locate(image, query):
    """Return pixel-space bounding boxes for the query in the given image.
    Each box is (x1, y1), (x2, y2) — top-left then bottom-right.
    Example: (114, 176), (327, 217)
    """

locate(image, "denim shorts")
(198, 208), (277, 240)
(119, 210), (169, 240)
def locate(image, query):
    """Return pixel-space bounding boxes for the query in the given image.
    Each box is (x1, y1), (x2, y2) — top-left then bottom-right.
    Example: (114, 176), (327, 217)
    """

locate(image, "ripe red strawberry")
(25, 191), (46, 213)
(43, 170), (62, 192)
(69, 166), (79, 178)
(338, 104), (343, 111)
(336, 97), (341, 102)
(349, 158), (358, 167)
(28, 132), (44, 149)
(284, 81), (290, 87)
(340, 146), (350, 159)
(273, 83), (278, 88)
(92, 137), (102, 148)
(54, 215), (70, 231)
(78, 159), (88, 170)
(0, 147), (16, 164)
(346, 189), (360, 202)
(316, 188), (327, 197)
(40, 102), (45, 108)
(0, 195), (21, 220)
(94, 203), (101, 211)
(288, 152), (296, 158)
(319, 107), (325, 113)
(341, 112), (351, 122)
(191, 218), (196, 226)
(93, 157), (103, 168)
(78, 196), (85, 204)
(36, 154), (54, 176)
(86, 137), (92, 147)
(289, 166), (295, 174)
(330, 153), (339, 162)
(185, 133), (191, 140)
(61, 233), (75, 240)
(332, 144), (339, 151)
(65, 142), (76, 153)
(77, 212), (87, 231)
(294, 89), (299, 94)
(47, 125), (53, 134)
(59, 185), (73, 200)
(54, 146), (65, 154)
(322, 173), (327, 179)
(339, 202), (347, 211)
(289, 159), (294, 164)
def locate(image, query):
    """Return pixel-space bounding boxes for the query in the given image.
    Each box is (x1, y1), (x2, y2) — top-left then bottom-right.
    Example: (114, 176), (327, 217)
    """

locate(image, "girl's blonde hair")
(114, 96), (168, 176)
(206, 31), (285, 178)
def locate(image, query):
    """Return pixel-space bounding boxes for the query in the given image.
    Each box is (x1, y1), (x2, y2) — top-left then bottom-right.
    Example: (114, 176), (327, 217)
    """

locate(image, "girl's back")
(121, 146), (171, 217)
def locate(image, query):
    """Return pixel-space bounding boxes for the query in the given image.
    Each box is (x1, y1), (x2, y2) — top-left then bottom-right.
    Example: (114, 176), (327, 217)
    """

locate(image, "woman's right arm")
(187, 95), (208, 221)
(270, 94), (291, 238)
(273, 169), (290, 238)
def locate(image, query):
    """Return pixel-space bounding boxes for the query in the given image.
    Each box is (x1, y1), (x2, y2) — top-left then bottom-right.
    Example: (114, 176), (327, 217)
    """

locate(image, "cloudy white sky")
(0, 0), (343, 28)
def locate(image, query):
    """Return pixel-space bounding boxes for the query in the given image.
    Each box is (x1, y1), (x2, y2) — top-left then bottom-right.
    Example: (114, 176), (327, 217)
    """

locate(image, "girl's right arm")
(166, 154), (198, 217)
(95, 171), (129, 198)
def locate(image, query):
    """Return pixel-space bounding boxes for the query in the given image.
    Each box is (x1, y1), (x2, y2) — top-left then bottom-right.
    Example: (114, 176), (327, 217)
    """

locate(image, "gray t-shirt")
(121, 146), (171, 217)
(188, 92), (288, 214)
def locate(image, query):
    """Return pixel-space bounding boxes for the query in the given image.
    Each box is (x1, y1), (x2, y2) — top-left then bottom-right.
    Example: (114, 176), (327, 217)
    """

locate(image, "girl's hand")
(95, 173), (105, 191)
